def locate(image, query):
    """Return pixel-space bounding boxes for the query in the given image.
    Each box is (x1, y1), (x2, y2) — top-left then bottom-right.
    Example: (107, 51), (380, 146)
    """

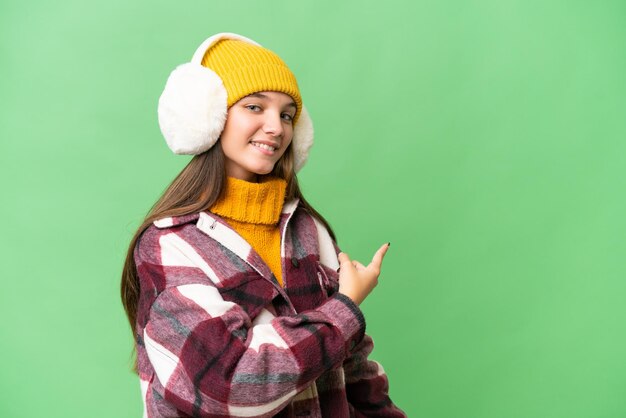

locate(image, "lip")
(249, 139), (280, 149)
(250, 141), (278, 157)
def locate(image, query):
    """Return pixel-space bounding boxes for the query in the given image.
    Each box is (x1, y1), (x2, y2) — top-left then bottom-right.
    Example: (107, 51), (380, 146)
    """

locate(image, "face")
(219, 91), (296, 182)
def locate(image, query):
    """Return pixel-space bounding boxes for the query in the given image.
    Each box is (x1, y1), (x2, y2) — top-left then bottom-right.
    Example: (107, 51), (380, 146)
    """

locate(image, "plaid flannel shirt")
(134, 198), (406, 417)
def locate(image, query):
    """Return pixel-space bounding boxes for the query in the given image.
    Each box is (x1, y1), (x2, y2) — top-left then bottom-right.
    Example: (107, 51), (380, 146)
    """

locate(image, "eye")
(245, 104), (261, 112)
(281, 113), (294, 122)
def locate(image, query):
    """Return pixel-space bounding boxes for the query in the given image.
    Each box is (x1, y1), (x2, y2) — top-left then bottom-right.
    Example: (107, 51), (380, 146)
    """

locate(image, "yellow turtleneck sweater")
(210, 176), (287, 286)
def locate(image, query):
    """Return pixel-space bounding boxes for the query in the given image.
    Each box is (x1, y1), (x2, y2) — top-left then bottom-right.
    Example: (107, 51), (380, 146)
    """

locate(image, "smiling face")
(219, 91), (297, 182)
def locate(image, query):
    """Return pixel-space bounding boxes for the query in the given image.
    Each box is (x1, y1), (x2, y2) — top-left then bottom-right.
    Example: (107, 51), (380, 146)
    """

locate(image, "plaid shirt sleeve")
(136, 226), (366, 417)
(343, 335), (407, 417)
(315, 220), (406, 417)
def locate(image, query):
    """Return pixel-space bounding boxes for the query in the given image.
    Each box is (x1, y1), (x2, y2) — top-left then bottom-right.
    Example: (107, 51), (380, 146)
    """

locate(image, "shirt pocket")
(316, 261), (340, 297)
(218, 272), (279, 320)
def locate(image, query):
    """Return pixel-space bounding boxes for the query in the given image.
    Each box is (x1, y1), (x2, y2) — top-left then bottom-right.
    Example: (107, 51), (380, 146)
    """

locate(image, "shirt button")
(291, 257), (299, 268)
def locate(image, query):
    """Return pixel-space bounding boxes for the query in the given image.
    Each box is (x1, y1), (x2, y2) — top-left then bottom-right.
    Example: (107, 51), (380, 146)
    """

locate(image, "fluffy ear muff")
(292, 105), (314, 173)
(157, 62), (227, 154)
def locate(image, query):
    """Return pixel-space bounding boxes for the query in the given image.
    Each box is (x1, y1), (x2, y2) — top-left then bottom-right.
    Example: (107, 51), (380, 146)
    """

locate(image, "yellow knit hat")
(200, 39), (302, 123)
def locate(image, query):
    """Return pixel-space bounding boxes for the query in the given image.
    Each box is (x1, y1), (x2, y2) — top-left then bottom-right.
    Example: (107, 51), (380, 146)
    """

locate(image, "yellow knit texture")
(210, 177), (287, 286)
(201, 39), (302, 123)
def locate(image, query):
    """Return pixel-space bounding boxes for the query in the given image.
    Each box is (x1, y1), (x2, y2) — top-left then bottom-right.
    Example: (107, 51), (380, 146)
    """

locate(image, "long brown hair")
(121, 141), (335, 370)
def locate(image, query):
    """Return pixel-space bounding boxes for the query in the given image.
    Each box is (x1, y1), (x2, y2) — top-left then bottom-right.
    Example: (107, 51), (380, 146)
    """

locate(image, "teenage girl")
(121, 32), (406, 418)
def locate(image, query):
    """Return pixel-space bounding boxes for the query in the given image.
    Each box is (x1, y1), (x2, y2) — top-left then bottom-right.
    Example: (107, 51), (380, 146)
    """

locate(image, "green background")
(2, 0), (625, 417)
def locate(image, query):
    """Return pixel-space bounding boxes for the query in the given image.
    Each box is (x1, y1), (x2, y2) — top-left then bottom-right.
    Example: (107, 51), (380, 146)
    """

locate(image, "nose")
(262, 111), (284, 138)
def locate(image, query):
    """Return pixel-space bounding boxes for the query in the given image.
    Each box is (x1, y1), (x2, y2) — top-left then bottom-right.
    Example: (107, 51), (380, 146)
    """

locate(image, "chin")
(249, 163), (276, 176)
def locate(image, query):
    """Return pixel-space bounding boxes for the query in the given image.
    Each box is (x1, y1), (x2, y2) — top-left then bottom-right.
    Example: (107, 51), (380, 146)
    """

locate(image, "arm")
(343, 335), (407, 417)
(312, 218), (406, 417)
(137, 227), (365, 417)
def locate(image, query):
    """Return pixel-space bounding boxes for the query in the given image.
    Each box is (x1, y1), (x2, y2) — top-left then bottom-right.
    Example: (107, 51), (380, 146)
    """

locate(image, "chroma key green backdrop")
(1, 0), (625, 417)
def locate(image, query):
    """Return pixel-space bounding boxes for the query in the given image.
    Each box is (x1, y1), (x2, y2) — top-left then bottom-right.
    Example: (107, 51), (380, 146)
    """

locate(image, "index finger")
(369, 243), (390, 268)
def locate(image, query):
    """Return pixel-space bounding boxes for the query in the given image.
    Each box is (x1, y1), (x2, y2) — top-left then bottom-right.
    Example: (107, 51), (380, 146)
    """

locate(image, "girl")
(121, 32), (406, 418)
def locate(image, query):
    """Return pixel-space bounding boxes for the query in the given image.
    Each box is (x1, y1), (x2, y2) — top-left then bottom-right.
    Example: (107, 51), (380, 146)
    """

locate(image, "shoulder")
(152, 212), (201, 229)
(134, 212), (203, 264)
(134, 211), (226, 291)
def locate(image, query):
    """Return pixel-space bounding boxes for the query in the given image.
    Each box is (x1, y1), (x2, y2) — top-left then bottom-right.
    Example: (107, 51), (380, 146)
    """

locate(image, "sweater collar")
(210, 176), (287, 225)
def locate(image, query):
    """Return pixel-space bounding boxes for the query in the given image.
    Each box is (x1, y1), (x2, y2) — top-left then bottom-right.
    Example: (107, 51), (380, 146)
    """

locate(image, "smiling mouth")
(250, 141), (278, 152)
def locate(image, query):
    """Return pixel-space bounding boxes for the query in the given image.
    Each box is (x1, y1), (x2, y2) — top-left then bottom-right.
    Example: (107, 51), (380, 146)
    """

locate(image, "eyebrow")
(248, 92), (297, 109)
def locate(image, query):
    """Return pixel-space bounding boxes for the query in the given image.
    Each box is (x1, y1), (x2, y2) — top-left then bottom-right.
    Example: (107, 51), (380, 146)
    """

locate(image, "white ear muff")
(157, 33), (258, 156)
(157, 62), (227, 154)
(292, 105), (314, 172)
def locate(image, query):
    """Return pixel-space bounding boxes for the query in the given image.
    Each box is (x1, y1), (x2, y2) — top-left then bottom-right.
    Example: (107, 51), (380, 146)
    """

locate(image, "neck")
(224, 164), (259, 183)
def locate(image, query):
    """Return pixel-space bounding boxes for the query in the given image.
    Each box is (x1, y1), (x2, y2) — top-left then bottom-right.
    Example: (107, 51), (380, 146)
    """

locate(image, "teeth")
(251, 142), (276, 151)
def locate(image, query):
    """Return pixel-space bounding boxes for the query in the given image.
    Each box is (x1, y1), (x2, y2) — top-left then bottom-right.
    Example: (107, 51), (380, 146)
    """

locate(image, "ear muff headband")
(157, 32), (314, 172)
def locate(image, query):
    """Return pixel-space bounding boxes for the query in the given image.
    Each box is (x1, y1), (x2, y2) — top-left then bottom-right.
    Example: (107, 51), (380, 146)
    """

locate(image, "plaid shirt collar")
(153, 198), (301, 292)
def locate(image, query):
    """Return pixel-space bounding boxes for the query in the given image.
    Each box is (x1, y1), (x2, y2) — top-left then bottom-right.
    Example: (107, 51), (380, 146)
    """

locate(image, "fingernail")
(387, 242), (391, 247)
(336, 267), (341, 273)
